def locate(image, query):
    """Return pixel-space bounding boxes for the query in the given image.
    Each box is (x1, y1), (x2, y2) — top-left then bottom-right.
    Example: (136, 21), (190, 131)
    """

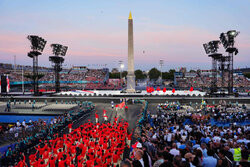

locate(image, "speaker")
(1, 75), (7, 93)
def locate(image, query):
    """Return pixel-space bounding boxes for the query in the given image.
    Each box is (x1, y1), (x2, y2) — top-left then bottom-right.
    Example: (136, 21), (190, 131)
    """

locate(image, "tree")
(122, 71), (127, 78)
(169, 69), (176, 75)
(109, 73), (120, 79)
(109, 71), (127, 79)
(135, 69), (145, 80)
(162, 72), (171, 80)
(243, 72), (250, 79)
(148, 68), (161, 80)
(162, 69), (175, 80)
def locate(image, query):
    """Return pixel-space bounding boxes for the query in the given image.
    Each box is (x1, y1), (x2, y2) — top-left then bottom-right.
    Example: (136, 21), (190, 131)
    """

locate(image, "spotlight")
(27, 35), (47, 52)
(203, 43), (210, 54)
(203, 40), (220, 54)
(60, 46), (68, 56)
(51, 44), (68, 56)
(220, 30), (239, 49)
(209, 40), (220, 53)
(227, 30), (239, 37)
(220, 33), (228, 49)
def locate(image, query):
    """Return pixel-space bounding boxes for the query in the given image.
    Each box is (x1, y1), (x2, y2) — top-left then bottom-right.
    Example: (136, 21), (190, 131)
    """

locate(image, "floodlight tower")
(220, 30), (239, 94)
(203, 40), (222, 94)
(49, 44), (68, 93)
(27, 35), (47, 96)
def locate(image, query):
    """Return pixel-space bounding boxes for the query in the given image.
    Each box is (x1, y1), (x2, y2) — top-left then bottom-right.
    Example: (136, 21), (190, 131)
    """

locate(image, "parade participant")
(95, 111), (99, 123)
(103, 109), (108, 121)
(68, 123), (73, 133)
(111, 101), (114, 109)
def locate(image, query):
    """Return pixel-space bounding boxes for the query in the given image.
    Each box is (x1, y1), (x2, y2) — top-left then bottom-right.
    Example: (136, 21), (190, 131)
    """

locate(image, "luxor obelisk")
(126, 11), (136, 93)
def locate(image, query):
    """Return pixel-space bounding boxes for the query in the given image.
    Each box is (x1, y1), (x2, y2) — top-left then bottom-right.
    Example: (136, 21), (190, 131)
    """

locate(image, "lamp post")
(147, 70), (149, 86)
(119, 61), (124, 87)
(22, 65), (24, 94)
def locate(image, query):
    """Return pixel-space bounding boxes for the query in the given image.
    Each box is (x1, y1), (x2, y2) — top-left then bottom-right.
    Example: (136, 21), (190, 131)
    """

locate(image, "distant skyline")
(0, 0), (249, 71)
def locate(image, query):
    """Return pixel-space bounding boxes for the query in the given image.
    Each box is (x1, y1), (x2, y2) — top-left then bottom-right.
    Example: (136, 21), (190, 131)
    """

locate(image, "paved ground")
(73, 103), (143, 132)
(0, 102), (77, 115)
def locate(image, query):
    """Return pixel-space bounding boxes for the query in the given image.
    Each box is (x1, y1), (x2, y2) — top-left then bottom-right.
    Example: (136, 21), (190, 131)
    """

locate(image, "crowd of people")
(124, 102), (249, 167)
(0, 100), (249, 167)
(4, 68), (107, 84)
(2, 67), (123, 91)
(0, 114), (73, 165)
(12, 116), (132, 167)
(176, 75), (250, 91)
(0, 101), (95, 166)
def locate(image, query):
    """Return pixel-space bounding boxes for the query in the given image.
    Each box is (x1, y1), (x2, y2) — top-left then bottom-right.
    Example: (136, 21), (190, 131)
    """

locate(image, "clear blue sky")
(0, 0), (249, 71)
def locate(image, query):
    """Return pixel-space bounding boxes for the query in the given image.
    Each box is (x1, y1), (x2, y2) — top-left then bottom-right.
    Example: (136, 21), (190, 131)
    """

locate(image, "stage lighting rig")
(219, 30), (239, 94)
(49, 44), (68, 93)
(203, 40), (222, 94)
(203, 40), (220, 54)
(27, 35), (47, 96)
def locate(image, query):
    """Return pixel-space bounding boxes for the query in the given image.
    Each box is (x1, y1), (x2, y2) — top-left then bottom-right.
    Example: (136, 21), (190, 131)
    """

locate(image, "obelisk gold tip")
(129, 11), (132, 20)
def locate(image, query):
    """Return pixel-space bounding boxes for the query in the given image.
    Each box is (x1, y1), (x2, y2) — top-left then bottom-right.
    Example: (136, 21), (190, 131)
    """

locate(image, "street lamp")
(120, 62), (124, 87)
(146, 70), (149, 86)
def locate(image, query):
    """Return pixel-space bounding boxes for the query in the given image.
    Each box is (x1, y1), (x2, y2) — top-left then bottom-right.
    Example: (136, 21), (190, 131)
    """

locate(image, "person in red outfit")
(68, 123), (73, 133)
(103, 109), (108, 121)
(95, 112), (99, 123)
(15, 112), (130, 167)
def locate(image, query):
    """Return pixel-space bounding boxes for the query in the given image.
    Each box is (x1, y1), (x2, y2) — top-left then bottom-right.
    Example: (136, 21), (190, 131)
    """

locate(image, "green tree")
(135, 69), (145, 80)
(162, 72), (171, 80)
(162, 69), (175, 80)
(148, 68), (161, 79)
(109, 71), (127, 79)
(189, 70), (196, 73)
(122, 71), (128, 78)
(243, 72), (250, 78)
(169, 69), (176, 75)
(109, 73), (120, 79)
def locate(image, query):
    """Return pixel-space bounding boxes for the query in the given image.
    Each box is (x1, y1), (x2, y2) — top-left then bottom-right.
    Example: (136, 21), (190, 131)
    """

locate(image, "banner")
(6, 75), (10, 92)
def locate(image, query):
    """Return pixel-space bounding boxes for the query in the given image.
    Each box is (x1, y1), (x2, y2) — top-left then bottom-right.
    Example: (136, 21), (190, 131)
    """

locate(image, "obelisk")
(127, 11), (136, 93)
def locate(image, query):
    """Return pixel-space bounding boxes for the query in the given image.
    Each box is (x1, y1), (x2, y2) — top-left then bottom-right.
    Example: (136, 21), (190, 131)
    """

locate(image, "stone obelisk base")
(126, 74), (135, 93)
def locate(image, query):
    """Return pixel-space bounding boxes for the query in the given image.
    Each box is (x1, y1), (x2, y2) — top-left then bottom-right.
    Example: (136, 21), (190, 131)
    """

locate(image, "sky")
(0, 0), (249, 71)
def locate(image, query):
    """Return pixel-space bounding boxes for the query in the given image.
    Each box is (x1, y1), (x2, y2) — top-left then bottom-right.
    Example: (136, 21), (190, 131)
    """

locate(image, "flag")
(190, 87), (193, 92)
(116, 102), (125, 109)
(172, 88), (175, 93)
(156, 87), (160, 91)
(6, 75), (10, 93)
